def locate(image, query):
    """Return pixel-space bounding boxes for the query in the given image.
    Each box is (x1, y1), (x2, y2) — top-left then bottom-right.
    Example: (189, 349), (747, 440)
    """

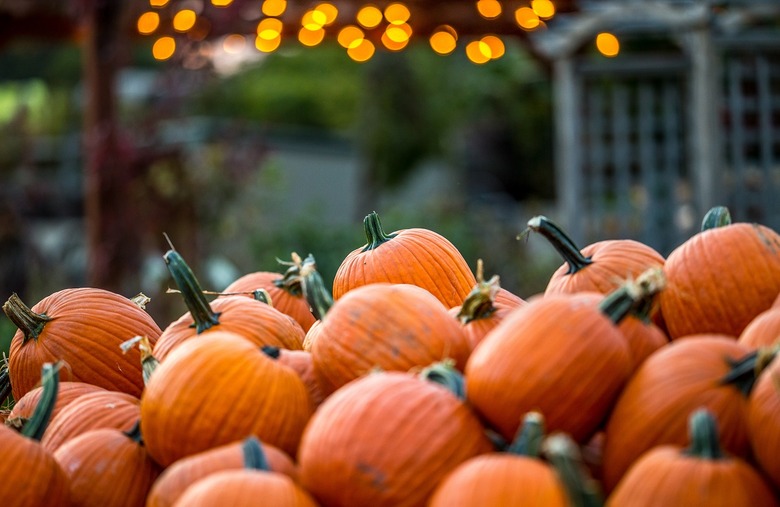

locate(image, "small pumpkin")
(173, 469), (317, 507)
(332, 211), (477, 308)
(607, 409), (779, 506)
(6, 381), (105, 431)
(3, 288), (162, 399)
(746, 346), (780, 489)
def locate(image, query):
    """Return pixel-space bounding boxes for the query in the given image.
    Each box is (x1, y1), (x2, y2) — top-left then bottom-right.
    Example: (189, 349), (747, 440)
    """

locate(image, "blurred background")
(1, 0), (779, 347)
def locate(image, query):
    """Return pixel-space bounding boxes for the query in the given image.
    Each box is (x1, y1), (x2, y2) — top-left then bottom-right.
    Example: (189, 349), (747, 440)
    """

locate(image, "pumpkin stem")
(598, 268), (666, 325)
(242, 436), (270, 471)
(543, 433), (604, 507)
(252, 289), (273, 305)
(163, 249), (221, 333)
(720, 346), (778, 397)
(506, 411), (546, 458)
(526, 216), (593, 274)
(124, 420), (144, 445)
(261, 345), (281, 360)
(0, 362), (11, 409)
(2, 293), (51, 344)
(121, 336), (159, 385)
(456, 260), (501, 324)
(701, 206), (732, 231)
(299, 254), (333, 321)
(21, 362), (60, 441)
(419, 361), (466, 401)
(361, 211), (397, 252)
(683, 409), (723, 460)
(273, 253), (305, 297)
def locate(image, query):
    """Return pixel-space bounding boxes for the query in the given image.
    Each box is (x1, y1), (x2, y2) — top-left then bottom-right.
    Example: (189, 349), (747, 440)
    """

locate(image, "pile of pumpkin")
(1, 206), (779, 506)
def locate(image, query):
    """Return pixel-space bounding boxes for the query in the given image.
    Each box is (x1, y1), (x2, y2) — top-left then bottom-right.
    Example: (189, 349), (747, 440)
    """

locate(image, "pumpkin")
(6, 381), (105, 431)
(0, 363), (70, 506)
(141, 331), (312, 466)
(601, 335), (771, 492)
(607, 409), (779, 506)
(746, 346), (780, 489)
(658, 216), (780, 339)
(262, 346), (325, 408)
(40, 389), (140, 452)
(298, 365), (492, 507)
(147, 436), (298, 507)
(173, 469), (317, 507)
(449, 259), (526, 350)
(53, 421), (161, 507)
(428, 412), (569, 506)
(738, 306), (780, 349)
(153, 249), (305, 361)
(332, 211), (476, 309)
(3, 288), (162, 399)
(310, 282), (472, 395)
(465, 285), (638, 443)
(220, 252), (317, 332)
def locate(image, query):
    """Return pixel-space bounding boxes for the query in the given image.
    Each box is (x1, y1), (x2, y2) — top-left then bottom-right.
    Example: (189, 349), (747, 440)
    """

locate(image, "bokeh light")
(481, 35), (505, 59)
(152, 37), (176, 60)
(299, 27), (326, 46)
(385, 22), (412, 43)
(257, 17), (283, 39)
(357, 5), (383, 28)
(465, 40), (491, 64)
(596, 32), (620, 57)
(347, 38), (375, 62)
(476, 0), (502, 20)
(429, 26), (457, 55)
(137, 12), (160, 35)
(515, 7), (540, 30)
(255, 33), (282, 52)
(262, 0), (287, 17)
(149, 0), (169, 7)
(338, 25), (365, 48)
(223, 34), (246, 54)
(173, 9), (197, 32)
(211, 0), (234, 6)
(531, 0), (555, 20)
(315, 3), (339, 25)
(384, 3), (411, 24)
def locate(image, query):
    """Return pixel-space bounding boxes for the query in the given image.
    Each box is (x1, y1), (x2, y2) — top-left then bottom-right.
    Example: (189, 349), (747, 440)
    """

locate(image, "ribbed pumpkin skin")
(449, 303), (516, 350)
(272, 349), (325, 408)
(8, 287), (162, 399)
(311, 283), (472, 395)
(428, 455), (568, 507)
(173, 470), (318, 507)
(0, 425), (70, 507)
(545, 239), (665, 296)
(147, 440), (298, 507)
(154, 296), (305, 361)
(465, 295), (631, 443)
(606, 445), (779, 507)
(7, 381), (105, 427)
(298, 371), (492, 507)
(141, 331), (312, 466)
(53, 428), (161, 507)
(332, 227), (476, 309)
(601, 336), (753, 492)
(222, 271), (317, 332)
(747, 355), (780, 490)
(41, 390), (140, 452)
(738, 307), (780, 349)
(659, 223), (780, 339)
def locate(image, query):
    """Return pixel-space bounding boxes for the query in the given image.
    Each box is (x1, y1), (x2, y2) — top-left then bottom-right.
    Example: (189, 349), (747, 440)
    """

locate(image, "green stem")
(21, 363), (59, 441)
(0, 366), (11, 408)
(261, 345), (281, 359)
(164, 249), (221, 333)
(361, 211), (397, 252)
(299, 254), (333, 321)
(273, 255), (304, 297)
(457, 260), (500, 324)
(598, 268), (666, 325)
(526, 216), (592, 274)
(124, 420), (144, 445)
(419, 361), (466, 401)
(701, 206), (732, 231)
(2, 293), (51, 344)
(506, 412), (545, 457)
(720, 346), (777, 397)
(242, 436), (270, 471)
(543, 434), (604, 507)
(684, 409), (723, 460)
(252, 289), (273, 305)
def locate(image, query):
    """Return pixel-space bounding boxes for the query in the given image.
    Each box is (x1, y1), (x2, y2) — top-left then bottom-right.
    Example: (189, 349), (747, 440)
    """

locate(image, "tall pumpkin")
(658, 215), (780, 339)
(332, 211), (476, 308)
(3, 288), (162, 399)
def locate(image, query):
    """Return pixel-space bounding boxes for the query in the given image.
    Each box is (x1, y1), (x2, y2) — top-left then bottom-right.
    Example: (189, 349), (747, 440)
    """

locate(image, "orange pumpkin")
(141, 331), (312, 466)
(6, 381), (104, 431)
(3, 288), (162, 399)
(332, 211), (476, 308)
(298, 367), (492, 507)
(262, 346), (325, 408)
(658, 220), (780, 339)
(173, 469), (317, 507)
(311, 282), (472, 395)
(747, 347), (780, 489)
(607, 409), (779, 506)
(147, 436), (298, 507)
(53, 422), (161, 507)
(153, 249), (305, 361)
(738, 306), (780, 349)
(601, 336), (767, 492)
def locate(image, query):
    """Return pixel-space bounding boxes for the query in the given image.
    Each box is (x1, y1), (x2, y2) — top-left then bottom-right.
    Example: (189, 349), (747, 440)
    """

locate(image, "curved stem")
(701, 206), (732, 231)
(543, 434), (604, 507)
(252, 289), (273, 305)
(526, 216), (592, 274)
(273, 253), (304, 297)
(242, 436), (270, 471)
(164, 249), (221, 333)
(21, 363), (60, 441)
(2, 293), (51, 344)
(684, 409), (723, 460)
(361, 211), (397, 252)
(299, 254), (333, 321)
(419, 361), (466, 401)
(457, 260), (501, 324)
(598, 268), (666, 325)
(506, 411), (545, 457)
(720, 346), (777, 397)
(124, 420), (144, 445)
